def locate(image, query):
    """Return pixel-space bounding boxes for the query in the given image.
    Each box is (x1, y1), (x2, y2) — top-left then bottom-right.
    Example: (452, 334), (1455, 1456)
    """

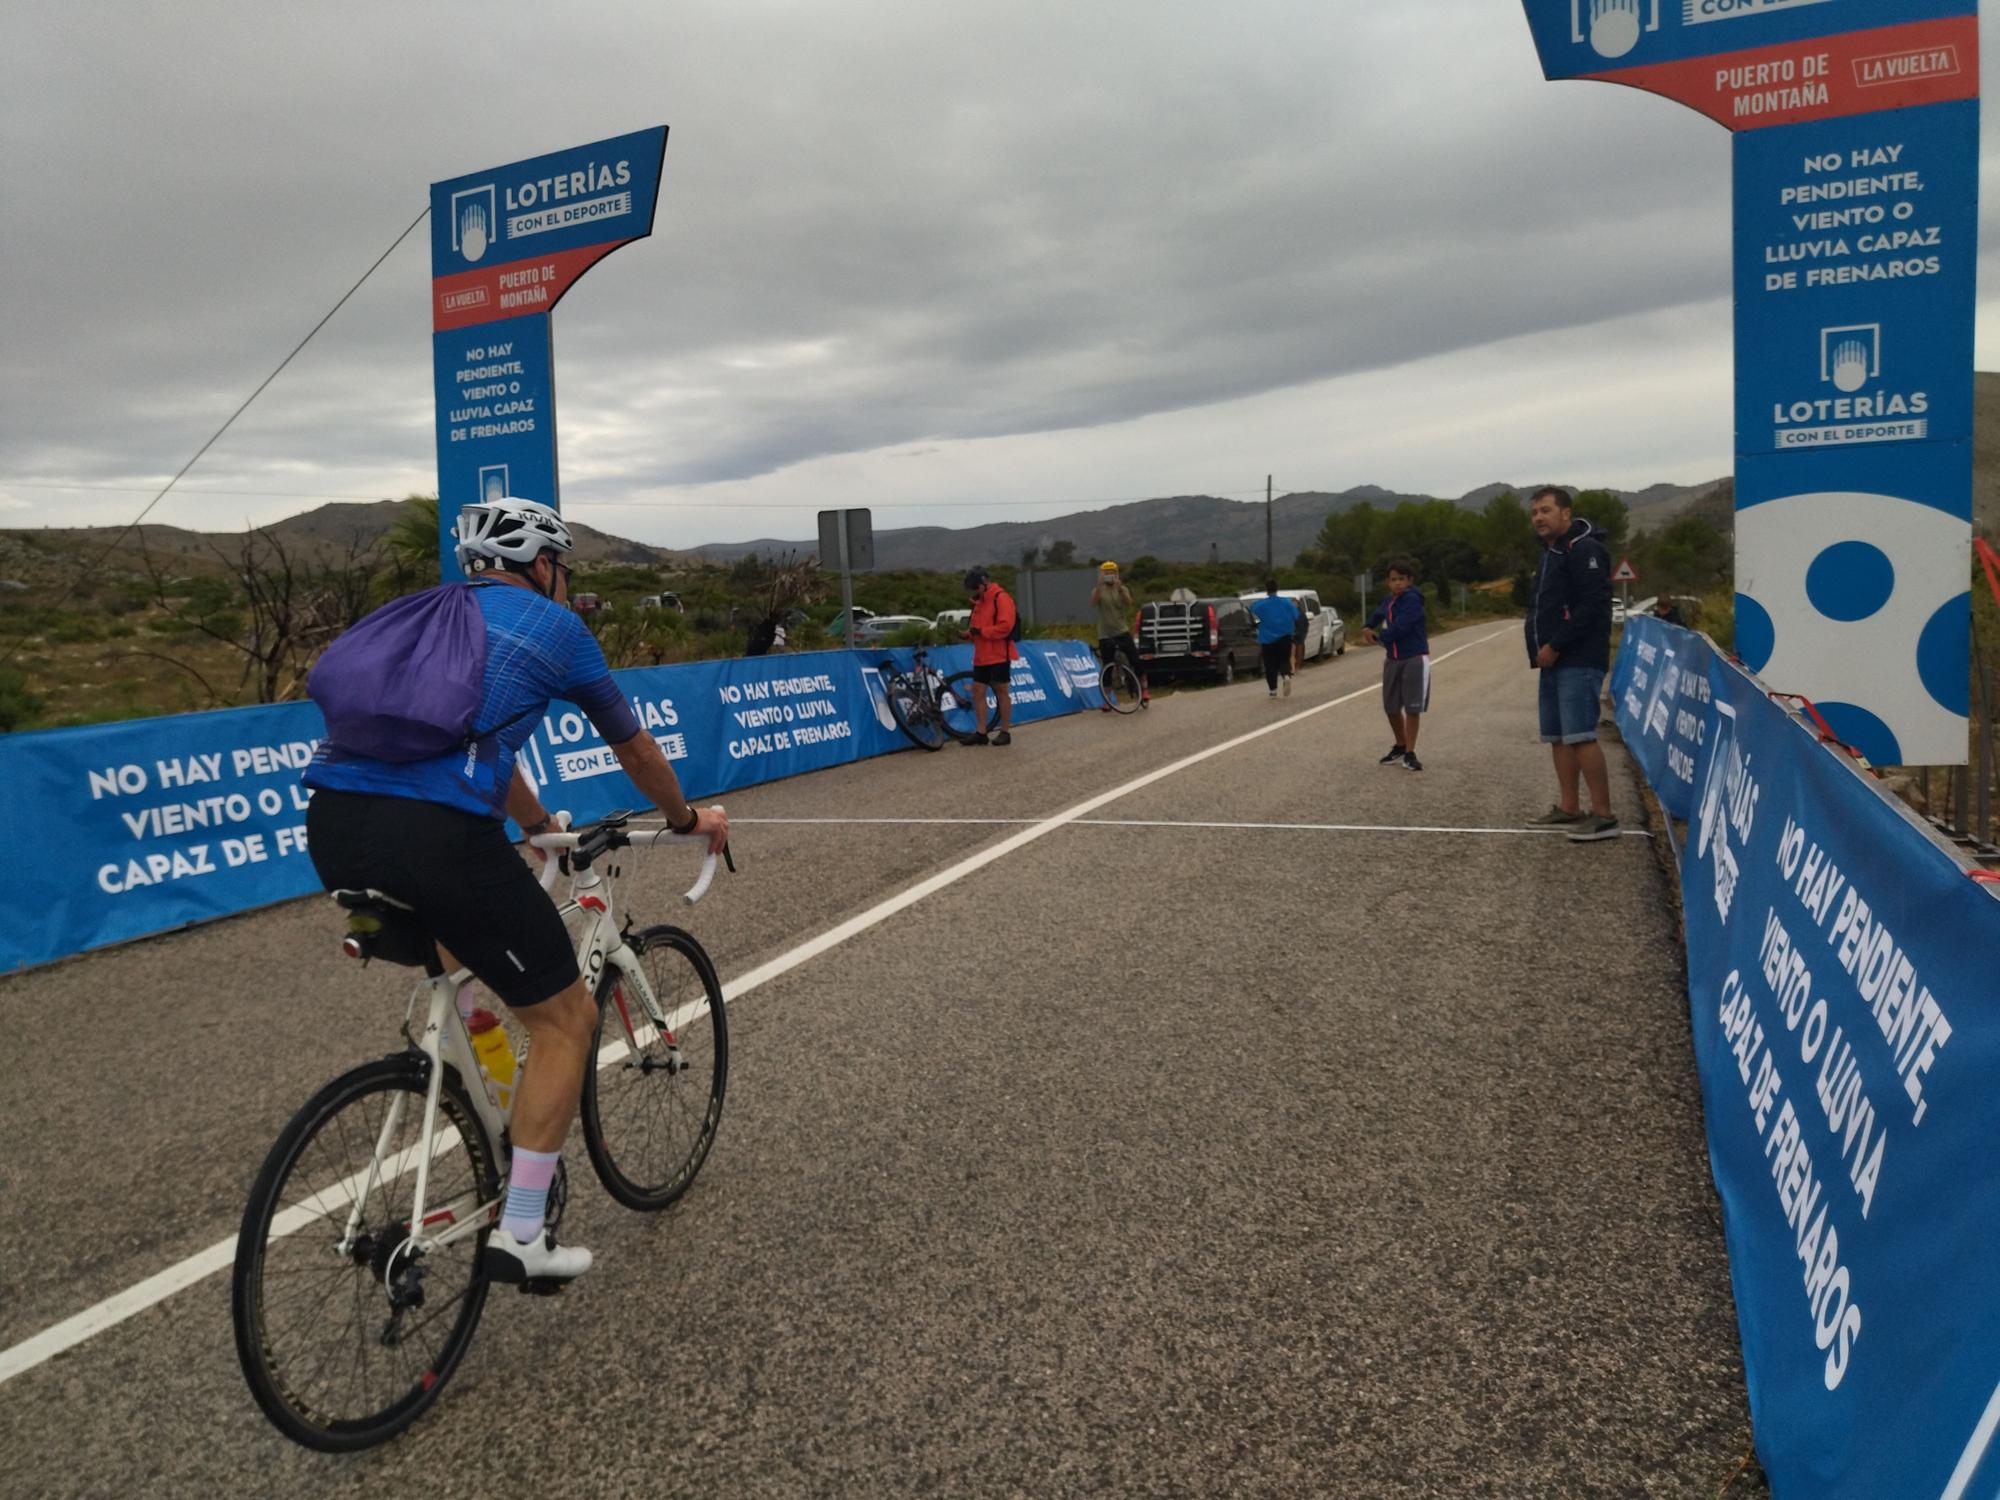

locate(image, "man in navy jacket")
(1363, 560), (1431, 771)
(1525, 487), (1618, 841)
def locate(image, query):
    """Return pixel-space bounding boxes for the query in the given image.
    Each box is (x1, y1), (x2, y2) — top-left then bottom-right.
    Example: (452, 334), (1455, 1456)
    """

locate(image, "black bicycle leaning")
(883, 648), (981, 750)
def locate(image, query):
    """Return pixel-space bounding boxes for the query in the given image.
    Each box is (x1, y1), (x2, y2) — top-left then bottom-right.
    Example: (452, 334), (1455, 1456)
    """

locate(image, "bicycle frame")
(343, 830), (708, 1273)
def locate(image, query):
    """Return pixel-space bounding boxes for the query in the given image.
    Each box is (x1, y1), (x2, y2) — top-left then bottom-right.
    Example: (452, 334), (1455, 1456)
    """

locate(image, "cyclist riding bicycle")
(1090, 560), (1148, 709)
(300, 496), (729, 1288)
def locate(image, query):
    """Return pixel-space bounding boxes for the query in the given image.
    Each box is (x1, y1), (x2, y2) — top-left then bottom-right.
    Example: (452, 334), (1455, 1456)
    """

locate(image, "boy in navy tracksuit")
(1363, 560), (1430, 771)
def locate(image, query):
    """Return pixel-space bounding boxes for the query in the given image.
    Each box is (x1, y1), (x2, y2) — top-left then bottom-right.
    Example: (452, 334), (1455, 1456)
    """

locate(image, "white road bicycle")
(231, 810), (731, 1452)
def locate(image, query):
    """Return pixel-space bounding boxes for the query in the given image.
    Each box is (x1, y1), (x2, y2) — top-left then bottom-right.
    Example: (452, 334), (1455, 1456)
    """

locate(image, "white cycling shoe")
(482, 1227), (593, 1288)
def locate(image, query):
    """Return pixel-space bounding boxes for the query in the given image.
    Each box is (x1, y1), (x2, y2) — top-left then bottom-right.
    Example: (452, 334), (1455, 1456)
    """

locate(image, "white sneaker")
(1268, 689), (1277, 697)
(1281, 676), (1292, 697)
(482, 1226), (593, 1285)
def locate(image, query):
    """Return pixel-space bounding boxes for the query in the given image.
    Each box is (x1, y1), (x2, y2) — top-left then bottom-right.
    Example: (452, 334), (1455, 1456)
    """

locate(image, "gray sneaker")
(1567, 813), (1622, 842)
(1527, 805), (1586, 826)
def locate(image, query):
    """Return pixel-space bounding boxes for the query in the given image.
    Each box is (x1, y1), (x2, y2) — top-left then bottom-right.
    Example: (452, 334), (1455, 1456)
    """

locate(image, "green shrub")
(1698, 592), (1735, 654)
(49, 616), (100, 644)
(0, 668), (43, 732)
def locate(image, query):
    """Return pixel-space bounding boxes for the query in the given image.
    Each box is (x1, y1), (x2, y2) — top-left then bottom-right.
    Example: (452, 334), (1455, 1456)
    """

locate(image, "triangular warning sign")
(1611, 558), (1638, 582)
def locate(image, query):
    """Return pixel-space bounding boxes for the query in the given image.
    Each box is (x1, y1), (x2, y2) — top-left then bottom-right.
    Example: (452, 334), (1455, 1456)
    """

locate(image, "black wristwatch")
(669, 805), (700, 835)
(522, 814), (554, 836)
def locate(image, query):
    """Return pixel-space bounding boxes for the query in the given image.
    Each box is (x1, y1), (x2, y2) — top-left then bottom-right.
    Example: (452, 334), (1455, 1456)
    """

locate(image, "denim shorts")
(1539, 666), (1604, 745)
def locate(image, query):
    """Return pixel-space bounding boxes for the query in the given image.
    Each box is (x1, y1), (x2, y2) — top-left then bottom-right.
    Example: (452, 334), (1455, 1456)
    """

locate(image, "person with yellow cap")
(1090, 561), (1148, 710)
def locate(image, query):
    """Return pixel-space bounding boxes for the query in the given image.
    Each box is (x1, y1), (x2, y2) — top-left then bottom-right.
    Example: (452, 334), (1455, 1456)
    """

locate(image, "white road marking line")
(1941, 1375), (2000, 1499)
(0, 627), (1513, 1388)
(736, 816), (1650, 838)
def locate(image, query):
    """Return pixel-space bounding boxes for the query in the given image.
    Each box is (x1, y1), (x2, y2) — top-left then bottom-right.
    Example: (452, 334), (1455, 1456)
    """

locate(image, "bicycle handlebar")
(529, 808), (731, 906)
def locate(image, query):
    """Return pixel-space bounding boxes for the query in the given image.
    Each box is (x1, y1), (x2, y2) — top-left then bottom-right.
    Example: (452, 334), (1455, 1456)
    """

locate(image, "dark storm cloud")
(2, 1), (1992, 533)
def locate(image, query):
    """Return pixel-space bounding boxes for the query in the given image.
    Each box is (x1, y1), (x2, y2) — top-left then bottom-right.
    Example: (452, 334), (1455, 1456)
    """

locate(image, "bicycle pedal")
(518, 1277), (567, 1297)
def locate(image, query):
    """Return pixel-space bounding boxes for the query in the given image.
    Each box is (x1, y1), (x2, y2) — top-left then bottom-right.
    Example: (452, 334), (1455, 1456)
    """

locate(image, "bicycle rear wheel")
(1101, 661), (1142, 713)
(886, 674), (947, 751)
(582, 925), (728, 1211)
(232, 1054), (498, 1452)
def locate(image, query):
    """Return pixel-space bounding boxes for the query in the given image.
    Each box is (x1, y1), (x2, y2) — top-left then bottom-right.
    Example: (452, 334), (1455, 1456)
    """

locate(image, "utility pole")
(1265, 474), (1273, 576)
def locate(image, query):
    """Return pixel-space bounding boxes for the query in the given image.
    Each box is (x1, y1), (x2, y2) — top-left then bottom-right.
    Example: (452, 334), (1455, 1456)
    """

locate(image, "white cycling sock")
(499, 1148), (560, 1243)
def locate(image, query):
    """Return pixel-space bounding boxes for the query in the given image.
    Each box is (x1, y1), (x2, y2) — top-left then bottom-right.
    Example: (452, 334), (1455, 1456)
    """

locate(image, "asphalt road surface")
(0, 624), (1763, 1498)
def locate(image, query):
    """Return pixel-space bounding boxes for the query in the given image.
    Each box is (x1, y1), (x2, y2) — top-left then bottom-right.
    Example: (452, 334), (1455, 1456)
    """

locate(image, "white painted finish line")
(737, 816), (1651, 838)
(0, 627), (1515, 1389)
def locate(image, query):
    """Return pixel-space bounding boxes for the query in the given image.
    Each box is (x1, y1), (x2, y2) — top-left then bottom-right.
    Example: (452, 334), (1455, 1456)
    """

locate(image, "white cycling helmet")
(453, 497), (574, 575)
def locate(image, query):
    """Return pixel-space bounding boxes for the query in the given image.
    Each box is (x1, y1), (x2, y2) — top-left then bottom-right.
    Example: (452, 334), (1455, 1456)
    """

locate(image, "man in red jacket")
(962, 567), (1019, 746)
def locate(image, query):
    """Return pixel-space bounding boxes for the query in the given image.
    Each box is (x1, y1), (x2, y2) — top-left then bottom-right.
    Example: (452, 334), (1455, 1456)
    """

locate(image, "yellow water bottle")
(466, 1008), (517, 1112)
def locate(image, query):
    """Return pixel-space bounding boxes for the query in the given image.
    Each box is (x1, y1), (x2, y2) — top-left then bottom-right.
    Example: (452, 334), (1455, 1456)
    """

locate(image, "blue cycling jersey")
(304, 583), (641, 819)
(1250, 594), (1301, 645)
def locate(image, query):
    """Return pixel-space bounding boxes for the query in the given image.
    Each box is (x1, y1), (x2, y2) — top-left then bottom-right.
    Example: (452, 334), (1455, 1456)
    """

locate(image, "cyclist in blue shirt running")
(303, 497), (728, 1287)
(1249, 580), (1302, 698)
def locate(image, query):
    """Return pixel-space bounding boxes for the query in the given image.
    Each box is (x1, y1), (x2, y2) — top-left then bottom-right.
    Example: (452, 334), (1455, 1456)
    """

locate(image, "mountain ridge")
(685, 478), (1731, 571)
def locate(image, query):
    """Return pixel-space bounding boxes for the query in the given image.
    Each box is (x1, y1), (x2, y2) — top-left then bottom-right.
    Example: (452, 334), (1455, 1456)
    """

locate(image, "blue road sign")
(429, 127), (668, 577)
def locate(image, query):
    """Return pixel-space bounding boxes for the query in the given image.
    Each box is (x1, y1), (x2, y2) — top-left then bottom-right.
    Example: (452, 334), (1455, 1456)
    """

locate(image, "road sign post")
(1613, 557), (1639, 615)
(817, 508), (874, 648)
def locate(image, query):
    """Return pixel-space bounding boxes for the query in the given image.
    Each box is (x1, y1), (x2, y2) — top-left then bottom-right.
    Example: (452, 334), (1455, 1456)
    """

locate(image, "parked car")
(932, 608), (972, 636)
(1237, 588), (1340, 660)
(637, 592), (684, 612)
(1318, 604), (1346, 657)
(853, 614), (933, 644)
(1136, 596), (1261, 683)
(824, 606), (878, 640)
(571, 592), (607, 616)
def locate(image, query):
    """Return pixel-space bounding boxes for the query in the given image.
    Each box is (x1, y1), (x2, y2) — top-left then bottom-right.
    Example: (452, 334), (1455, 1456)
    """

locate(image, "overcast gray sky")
(3, 1), (1996, 547)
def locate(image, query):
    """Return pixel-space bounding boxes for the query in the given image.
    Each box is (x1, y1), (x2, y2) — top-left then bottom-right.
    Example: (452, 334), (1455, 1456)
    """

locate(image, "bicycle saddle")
(332, 889), (438, 970)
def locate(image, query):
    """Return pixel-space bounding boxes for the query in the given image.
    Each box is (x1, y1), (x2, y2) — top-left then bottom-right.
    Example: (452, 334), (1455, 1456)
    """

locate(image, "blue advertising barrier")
(1614, 615), (2000, 1497)
(0, 639), (1107, 973)
(1608, 615), (1719, 824)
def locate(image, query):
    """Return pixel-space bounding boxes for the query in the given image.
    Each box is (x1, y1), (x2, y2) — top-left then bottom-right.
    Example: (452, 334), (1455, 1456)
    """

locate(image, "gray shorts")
(1382, 654), (1430, 715)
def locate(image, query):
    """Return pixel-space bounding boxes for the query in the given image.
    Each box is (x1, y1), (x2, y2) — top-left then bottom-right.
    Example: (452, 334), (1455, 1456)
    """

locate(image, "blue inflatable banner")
(0, 640), (1106, 972)
(1614, 623), (2000, 1495)
(1732, 99), (1977, 767)
(430, 126), (669, 579)
(1609, 614), (1718, 824)
(1518, 1), (1979, 767)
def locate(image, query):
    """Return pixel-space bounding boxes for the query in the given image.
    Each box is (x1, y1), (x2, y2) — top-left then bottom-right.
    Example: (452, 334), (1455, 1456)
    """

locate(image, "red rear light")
(341, 936), (364, 960)
(1207, 606), (1218, 649)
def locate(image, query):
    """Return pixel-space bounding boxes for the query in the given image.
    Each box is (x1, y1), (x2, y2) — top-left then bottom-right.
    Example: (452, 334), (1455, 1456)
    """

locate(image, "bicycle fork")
(600, 940), (683, 1065)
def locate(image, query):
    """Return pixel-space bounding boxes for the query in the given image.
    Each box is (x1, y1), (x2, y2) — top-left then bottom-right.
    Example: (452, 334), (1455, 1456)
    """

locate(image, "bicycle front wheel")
(232, 1054), (498, 1452)
(886, 674), (947, 751)
(1101, 661), (1142, 713)
(939, 670), (985, 740)
(582, 925), (728, 1211)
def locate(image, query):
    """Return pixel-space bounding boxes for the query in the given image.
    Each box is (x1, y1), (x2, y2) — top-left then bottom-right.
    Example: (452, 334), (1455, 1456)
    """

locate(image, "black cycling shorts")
(305, 789), (579, 1008)
(971, 661), (1012, 686)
